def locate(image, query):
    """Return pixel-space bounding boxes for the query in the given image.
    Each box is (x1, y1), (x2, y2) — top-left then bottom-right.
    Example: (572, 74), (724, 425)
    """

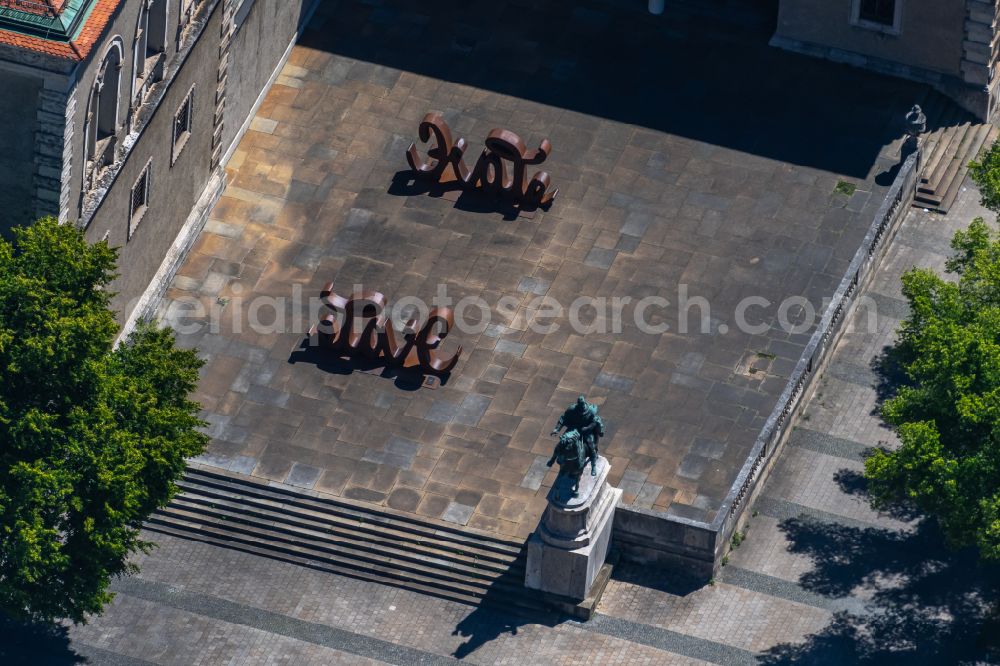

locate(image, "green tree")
(0, 218), (206, 623)
(866, 216), (1000, 560)
(970, 140), (1000, 214)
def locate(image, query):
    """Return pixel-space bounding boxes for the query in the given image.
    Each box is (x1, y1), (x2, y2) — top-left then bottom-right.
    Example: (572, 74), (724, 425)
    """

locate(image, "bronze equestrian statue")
(545, 396), (605, 499)
(551, 395), (605, 455)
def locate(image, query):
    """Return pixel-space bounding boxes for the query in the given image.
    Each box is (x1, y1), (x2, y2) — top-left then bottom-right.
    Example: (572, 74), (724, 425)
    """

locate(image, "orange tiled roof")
(0, 0), (121, 62)
(0, 1), (67, 17)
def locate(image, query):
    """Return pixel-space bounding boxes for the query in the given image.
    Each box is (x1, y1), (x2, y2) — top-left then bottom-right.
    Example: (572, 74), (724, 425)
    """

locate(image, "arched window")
(132, 2), (148, 103)
(148, 0), (169, 53)
(132, 0), (168, 110)
(131, 3), (147, 101)
(96, 48), (122, 142)
(84, 39), (124, 187)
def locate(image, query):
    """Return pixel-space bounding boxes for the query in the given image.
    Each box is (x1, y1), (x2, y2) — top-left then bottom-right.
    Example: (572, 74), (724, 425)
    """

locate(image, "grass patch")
(835, 180), (857, 197)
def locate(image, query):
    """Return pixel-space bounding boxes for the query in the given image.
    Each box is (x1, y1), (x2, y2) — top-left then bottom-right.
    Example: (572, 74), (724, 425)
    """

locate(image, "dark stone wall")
(0, 71), (42, 235)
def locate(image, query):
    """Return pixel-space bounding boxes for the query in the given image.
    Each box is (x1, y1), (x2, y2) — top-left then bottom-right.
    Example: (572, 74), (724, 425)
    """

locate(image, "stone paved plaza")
(9, 185), (996, 664)
(159, 0), (930, 538)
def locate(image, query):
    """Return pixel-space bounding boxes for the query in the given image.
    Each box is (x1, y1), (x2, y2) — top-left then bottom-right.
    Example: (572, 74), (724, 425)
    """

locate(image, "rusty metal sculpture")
(309, 284), (462, 375)
(406, 112), (558, 208)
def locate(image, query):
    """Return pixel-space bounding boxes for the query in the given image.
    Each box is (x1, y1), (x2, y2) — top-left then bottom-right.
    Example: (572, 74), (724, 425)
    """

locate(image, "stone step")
(173, 476), (519, 567)
(143, 520), (525, 611)
(911, 89), (994, 214)
(162, 495), (521, 577)
(937, 124), (996, 214)
(920, 117), (970, 189)
(146, 466), (547, 615)
(181, 466), (523, 557)
(148, 506), (523, 592)
(929, 121), (986, 196)
(918, 124), (970, 196)
(915, 123), (994, 212)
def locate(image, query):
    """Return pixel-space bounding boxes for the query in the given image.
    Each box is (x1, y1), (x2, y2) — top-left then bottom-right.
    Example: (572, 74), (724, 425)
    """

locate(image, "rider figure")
(549, 395), (603, 477)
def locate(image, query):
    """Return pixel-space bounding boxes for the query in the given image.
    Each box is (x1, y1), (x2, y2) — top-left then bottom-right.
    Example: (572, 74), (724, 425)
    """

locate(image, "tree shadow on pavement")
(870, 343), (910, 414)
(0, 614), (84, 665)
(832, 469), (922, 523)
(757, 516), (1000, 664)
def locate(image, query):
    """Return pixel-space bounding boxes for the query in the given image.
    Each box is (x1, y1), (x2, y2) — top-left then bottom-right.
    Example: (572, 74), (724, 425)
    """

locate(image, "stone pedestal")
(525, 456), (622, 601)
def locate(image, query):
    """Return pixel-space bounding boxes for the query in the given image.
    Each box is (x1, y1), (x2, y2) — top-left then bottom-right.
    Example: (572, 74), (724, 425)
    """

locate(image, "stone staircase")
(146, 466), (548, 616)
(913, 91), (997, 214)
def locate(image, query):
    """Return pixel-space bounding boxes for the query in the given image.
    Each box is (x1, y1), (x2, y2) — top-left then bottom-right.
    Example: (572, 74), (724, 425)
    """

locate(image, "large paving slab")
(160, 0), (929, 537)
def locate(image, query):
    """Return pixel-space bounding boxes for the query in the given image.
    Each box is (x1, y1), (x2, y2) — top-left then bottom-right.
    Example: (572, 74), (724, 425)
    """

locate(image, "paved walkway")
(10, 170), (997, 666)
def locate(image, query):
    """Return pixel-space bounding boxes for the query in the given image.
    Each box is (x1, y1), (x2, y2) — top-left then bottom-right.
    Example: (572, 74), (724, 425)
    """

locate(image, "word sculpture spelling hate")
(406, 112), (558, 208)
(309, 283), (462, 375)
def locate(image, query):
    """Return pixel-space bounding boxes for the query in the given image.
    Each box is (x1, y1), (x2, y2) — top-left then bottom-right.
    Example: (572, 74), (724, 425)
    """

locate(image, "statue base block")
(525, 456), (622, 601)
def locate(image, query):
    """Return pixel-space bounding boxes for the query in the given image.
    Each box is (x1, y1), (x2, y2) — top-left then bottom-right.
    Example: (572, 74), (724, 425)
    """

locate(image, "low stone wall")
(613, 505), (717, 579)
(613, 150), (922, 579)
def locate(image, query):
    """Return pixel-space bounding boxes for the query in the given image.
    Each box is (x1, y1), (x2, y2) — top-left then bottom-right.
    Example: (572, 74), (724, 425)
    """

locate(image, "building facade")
(772, 0), (1000, 120)
(0, 0), (314, 325)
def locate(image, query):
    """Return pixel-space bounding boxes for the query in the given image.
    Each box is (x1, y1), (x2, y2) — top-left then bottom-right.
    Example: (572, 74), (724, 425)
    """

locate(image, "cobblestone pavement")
(7, 164), (994, 666)
(160, 0), (928, 539)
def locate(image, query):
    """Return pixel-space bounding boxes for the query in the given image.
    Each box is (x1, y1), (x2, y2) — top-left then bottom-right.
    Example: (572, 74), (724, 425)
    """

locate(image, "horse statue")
(545, 429), (598, 500)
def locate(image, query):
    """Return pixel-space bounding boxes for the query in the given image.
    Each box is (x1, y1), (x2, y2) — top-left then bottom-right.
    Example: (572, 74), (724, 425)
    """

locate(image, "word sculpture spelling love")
(309, 283), (462, 375)
(406, 112), (558, 208)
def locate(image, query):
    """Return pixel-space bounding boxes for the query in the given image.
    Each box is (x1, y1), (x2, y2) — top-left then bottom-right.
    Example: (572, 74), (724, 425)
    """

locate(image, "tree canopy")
(0, 218), (206, 623)
(970, 141), (1000, 214)
(866, 216), (1000, 560)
